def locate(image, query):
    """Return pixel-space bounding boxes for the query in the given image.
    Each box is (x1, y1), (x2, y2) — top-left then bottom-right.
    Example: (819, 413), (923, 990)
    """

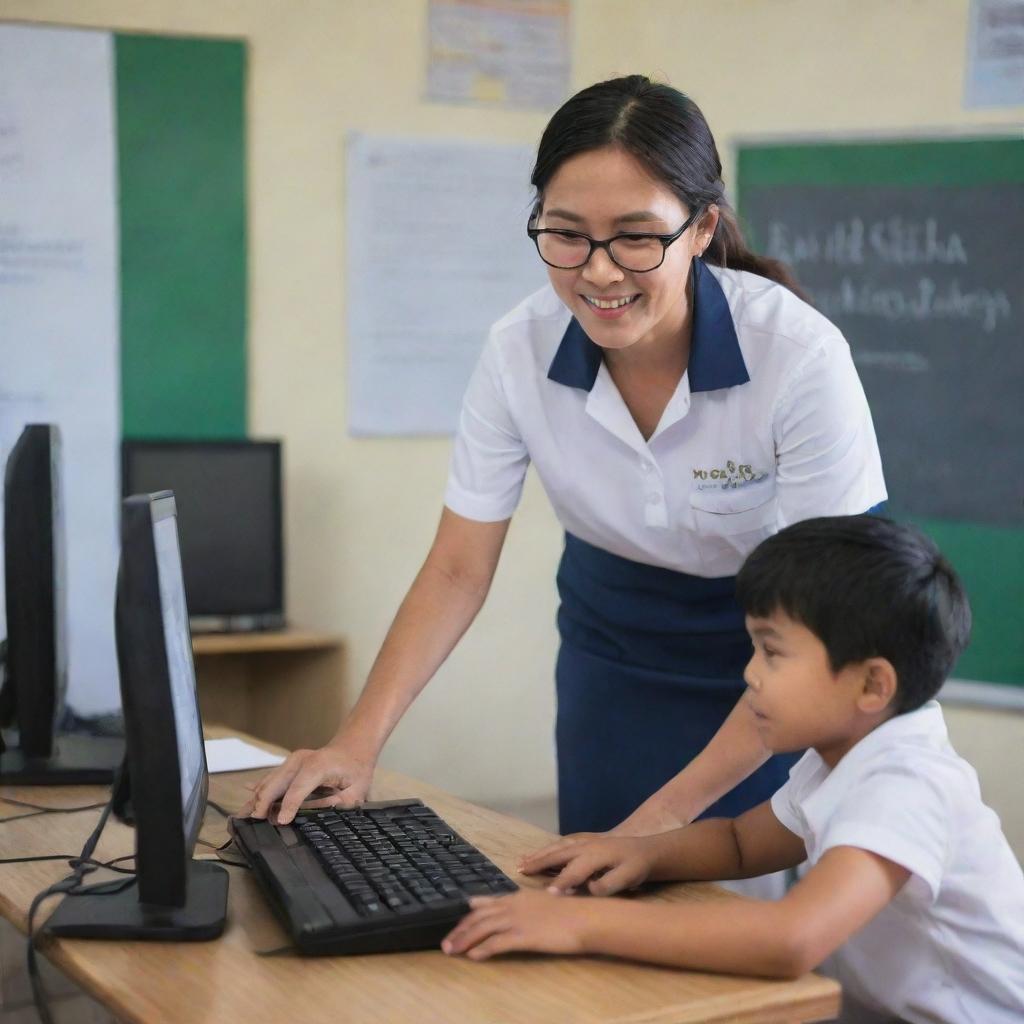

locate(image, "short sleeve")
(770, 778), (804, 837)
(444, 333), (530, 522)
(817, 762), (952, 903)
(770, 749), (820, 838)
(773, 338), (887, 529)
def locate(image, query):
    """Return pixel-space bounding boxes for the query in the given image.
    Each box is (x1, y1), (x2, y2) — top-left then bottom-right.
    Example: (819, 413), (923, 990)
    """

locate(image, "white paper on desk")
(204, 737), (286, 774)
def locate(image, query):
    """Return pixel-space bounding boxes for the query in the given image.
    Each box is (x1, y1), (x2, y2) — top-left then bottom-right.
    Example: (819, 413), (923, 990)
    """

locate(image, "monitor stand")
(0, 734), (125, 785)
(44, 860), (228, 941)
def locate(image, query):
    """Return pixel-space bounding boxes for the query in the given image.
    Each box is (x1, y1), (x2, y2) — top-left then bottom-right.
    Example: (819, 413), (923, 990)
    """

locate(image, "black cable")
(0, 854), (75, 865)
(11, 789), (237, 1022)
(0, 808), (50, 823)
(0, 797), (108, 815)
(0, 852), (136, 872)
(213, 855), (250, 869)
(195, 836), (229, 850)
(196, 832), (251, 869)
(25, 794), (128, 1024)
(206, 799), (232, 818)
(0, 798), (109, 824)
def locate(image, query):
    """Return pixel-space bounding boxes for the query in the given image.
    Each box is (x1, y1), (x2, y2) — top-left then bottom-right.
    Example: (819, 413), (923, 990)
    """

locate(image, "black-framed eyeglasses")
(527, 207), (702, 273)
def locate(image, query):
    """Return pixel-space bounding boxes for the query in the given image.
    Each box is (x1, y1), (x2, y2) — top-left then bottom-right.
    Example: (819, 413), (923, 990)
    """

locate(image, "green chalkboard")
(116, 35), (247, 440)
(737, 138), (1024, 688)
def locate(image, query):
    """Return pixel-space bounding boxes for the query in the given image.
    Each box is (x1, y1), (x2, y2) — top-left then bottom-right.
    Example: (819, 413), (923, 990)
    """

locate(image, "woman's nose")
(581, 246), (624, 287)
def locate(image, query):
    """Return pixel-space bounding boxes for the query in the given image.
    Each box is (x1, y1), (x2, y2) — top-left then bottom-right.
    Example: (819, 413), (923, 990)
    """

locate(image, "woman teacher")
(247, 76), (885, 848)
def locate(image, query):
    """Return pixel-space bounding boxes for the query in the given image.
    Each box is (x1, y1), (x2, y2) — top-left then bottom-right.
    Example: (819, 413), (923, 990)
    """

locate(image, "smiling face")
(744, 611), (898, 767)
(536, 145), (711, 356)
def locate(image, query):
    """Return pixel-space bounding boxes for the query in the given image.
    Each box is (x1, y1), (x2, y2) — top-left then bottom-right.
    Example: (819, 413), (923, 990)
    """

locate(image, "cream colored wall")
(2, 4), (1021, 842)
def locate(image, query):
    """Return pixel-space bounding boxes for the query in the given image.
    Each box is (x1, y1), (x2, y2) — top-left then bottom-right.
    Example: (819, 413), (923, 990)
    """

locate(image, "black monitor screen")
(2, 424), (68, 755)
(122, 443), (282, 618)
(153, 512), (205, 835)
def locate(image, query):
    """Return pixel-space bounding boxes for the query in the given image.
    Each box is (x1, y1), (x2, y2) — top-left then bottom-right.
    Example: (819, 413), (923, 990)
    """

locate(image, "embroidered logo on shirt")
(692, 460), (769, 490)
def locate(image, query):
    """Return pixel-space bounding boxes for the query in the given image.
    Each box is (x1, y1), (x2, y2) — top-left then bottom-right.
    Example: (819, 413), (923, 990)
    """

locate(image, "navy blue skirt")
(555, 532), (798, 835)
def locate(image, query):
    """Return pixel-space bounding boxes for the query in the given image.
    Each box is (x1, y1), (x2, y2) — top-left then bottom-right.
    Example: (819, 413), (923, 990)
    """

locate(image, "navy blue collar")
(547, 257), (750, 394)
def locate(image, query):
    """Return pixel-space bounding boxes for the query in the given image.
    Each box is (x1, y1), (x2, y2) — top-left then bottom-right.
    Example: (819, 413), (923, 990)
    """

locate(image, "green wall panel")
(912, 519), (1024, 686)
(116, 34), (247, 439)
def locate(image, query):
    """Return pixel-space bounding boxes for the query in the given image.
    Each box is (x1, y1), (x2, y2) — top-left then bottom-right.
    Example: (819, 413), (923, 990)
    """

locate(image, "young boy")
(442, 516), (1024, 1023)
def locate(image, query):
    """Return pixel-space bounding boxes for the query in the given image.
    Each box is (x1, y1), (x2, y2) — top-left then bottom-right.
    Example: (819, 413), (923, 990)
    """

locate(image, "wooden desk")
(192, 630), (345, 750)
(0, 733), (840, 1024)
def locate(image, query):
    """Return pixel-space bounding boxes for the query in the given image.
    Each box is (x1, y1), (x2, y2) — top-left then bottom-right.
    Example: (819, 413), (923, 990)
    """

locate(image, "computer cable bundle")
(1, 775), (255, 1022)
(17, 792), (128, 1024)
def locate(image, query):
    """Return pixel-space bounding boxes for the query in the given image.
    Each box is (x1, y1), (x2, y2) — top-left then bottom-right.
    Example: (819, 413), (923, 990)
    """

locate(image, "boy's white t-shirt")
(771, 701), (1024, 1024)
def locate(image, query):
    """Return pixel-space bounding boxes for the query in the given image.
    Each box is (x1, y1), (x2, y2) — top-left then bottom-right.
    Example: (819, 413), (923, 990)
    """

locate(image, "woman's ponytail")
(706, 206), (810, 301)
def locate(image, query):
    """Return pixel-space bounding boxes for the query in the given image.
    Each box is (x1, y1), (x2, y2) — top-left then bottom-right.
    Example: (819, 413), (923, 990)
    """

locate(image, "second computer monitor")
(121, 440), (283, 632)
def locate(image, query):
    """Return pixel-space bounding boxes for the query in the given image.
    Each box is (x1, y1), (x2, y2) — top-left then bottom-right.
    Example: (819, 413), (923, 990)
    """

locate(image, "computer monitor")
(0, 424), (123, 784)
(121, 440), (284, 633)
(45, 492), (228, 940)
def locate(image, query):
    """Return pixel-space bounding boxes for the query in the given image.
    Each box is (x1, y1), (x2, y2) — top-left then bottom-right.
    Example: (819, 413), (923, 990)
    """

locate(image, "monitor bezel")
(116, 491), (208, 907)
(120, 439), (284, 619)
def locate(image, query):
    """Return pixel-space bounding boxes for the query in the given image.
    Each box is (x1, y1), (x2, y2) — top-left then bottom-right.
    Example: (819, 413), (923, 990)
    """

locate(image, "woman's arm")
(246, 508), (509, 823)
(612, 694), (769, 834)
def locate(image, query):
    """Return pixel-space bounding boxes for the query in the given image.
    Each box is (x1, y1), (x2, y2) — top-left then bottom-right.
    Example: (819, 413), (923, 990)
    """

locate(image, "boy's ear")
(857, 658), (899, 714)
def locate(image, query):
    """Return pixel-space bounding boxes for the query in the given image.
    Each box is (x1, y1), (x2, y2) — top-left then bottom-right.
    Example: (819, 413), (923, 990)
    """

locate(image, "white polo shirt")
(772, 702), (1024, 1024)
(445, 259), (887, 577)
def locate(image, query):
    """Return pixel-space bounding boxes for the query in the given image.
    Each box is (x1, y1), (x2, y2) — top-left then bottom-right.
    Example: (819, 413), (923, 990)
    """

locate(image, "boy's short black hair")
(736, 516), (971, 713)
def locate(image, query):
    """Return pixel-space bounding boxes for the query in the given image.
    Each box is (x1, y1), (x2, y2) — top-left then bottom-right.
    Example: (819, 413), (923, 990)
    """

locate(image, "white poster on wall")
(426, 0), (570, 110)
(965, 0), (1024, 107)
(346, 134), (546, 436)
(0, 24), (121, 714)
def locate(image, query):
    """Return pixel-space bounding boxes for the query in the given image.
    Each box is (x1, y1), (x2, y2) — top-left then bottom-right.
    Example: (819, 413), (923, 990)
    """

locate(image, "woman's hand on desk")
(519, 835), (655, 896)
(240, 744), (376, 825)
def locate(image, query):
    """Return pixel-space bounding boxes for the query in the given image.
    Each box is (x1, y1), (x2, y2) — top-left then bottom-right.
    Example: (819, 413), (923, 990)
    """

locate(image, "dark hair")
(735, 516), (971, 713)
(532, 75), (806, 298)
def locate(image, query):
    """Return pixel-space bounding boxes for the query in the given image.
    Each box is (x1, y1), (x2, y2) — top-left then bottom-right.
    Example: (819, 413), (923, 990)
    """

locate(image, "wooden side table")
(191, 629), (345, 751)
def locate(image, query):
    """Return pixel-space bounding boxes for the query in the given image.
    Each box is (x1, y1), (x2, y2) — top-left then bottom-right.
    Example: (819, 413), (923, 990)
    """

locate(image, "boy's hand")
(519, 835), (655, 895)
(518, 831), (604, 875)
(441, 891), (589, 960)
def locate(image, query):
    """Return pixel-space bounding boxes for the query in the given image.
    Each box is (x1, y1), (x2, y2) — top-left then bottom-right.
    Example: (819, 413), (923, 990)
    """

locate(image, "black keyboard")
(231, 799), (518, 955)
